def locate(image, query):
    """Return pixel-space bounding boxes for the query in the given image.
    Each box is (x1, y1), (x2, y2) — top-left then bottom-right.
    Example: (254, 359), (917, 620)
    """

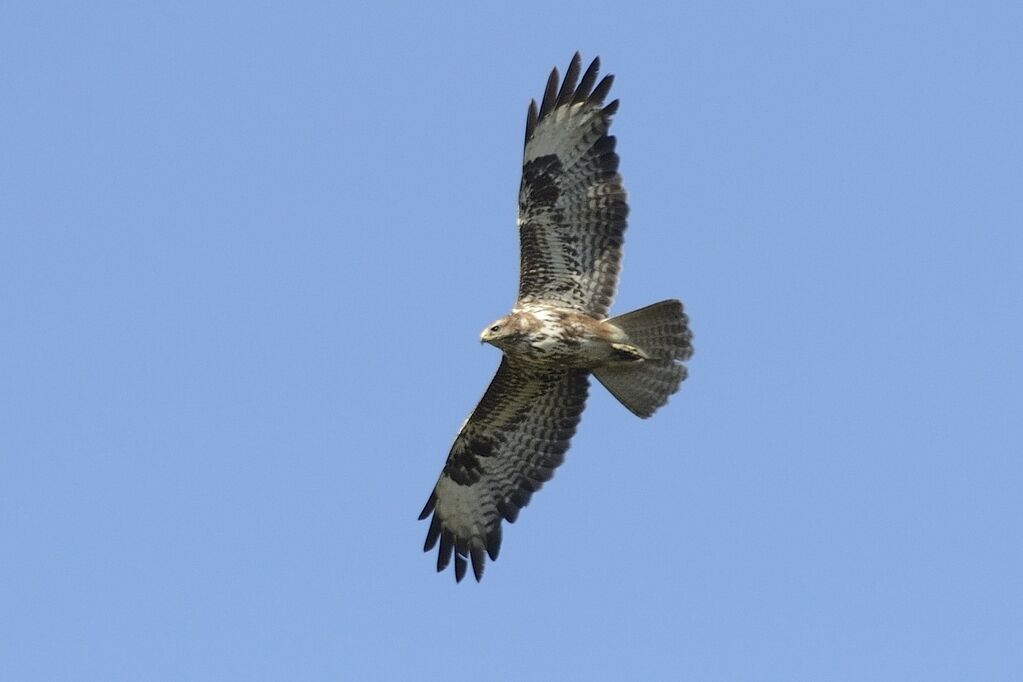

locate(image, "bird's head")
(480, 316), (515, 348)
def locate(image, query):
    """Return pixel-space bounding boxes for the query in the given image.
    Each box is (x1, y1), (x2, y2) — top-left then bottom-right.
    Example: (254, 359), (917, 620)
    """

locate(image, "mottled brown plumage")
(419, 54), (694, 582)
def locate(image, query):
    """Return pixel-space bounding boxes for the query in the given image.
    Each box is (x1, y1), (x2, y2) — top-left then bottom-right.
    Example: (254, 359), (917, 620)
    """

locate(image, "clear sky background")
(2, 2), (1021, 680)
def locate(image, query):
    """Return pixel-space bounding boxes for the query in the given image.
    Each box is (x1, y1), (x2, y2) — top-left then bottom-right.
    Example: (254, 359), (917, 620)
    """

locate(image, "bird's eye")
(490, 325), (501, 333)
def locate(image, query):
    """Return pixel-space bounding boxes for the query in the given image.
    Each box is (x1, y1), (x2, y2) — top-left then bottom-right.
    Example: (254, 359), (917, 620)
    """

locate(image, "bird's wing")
(517, 53), (628, 318)
(419, 358), (589, 582)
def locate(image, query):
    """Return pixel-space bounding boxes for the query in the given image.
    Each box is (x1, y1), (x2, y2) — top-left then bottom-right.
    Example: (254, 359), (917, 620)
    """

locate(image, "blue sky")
(2, 2), (1021, 680)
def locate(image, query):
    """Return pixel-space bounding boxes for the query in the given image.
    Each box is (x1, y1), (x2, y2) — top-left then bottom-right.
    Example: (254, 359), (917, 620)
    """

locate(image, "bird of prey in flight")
(419, 53), (694, 582)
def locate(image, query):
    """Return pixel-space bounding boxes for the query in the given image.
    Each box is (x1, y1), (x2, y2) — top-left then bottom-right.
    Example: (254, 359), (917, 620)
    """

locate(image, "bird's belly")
(512, 332), (613, 368)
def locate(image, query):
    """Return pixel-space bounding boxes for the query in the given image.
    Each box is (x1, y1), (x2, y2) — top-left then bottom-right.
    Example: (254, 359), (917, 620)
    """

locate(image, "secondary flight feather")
(419, 54), (694, 582)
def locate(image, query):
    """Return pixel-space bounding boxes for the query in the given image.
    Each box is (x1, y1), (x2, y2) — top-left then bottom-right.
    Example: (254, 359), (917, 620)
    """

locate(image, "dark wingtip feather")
(510, 488), (533, 507)
(437, 530), (453, 572)
(590, 74), (614, 105)
(555, 53), (581, 107)
(418, 492), (436, 520)
(486, 525), (502, 561)
(574, 56), (600, 103)
(454, 553), (467, 583)
(538, 66), (559, 119)
(470, 542), (486, 582)
(498, 499), (520, 523)
(602, 99), (620, 118)
(524, 99), (538, 147)
(423, 514), (442, 551)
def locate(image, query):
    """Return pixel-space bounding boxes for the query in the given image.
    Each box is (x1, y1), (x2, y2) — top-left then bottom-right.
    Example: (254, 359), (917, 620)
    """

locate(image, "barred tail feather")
(593, 299), (693, 418)
(607, 299), (693, 362)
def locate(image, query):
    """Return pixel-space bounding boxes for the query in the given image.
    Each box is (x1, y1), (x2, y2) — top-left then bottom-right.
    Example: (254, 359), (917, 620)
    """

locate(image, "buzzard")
(419, 54), (693, 582)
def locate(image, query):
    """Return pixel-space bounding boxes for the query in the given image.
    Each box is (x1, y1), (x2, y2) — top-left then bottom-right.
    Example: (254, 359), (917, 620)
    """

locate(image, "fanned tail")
(593, 299), (693, 418)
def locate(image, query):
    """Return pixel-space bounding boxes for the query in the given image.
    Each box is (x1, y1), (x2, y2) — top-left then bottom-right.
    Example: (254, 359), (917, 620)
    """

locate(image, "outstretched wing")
(517, 53), (628, 318)
(419, 359), (589, 582)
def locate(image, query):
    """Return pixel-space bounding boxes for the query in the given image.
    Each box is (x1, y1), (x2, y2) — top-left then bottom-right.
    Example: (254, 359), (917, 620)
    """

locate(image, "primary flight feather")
(419, 54), (694, 582)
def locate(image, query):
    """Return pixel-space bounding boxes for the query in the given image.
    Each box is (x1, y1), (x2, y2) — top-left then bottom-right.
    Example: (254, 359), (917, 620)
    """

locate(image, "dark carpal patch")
(443, 443), (482, 485)
(520, 154), (563, 209)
